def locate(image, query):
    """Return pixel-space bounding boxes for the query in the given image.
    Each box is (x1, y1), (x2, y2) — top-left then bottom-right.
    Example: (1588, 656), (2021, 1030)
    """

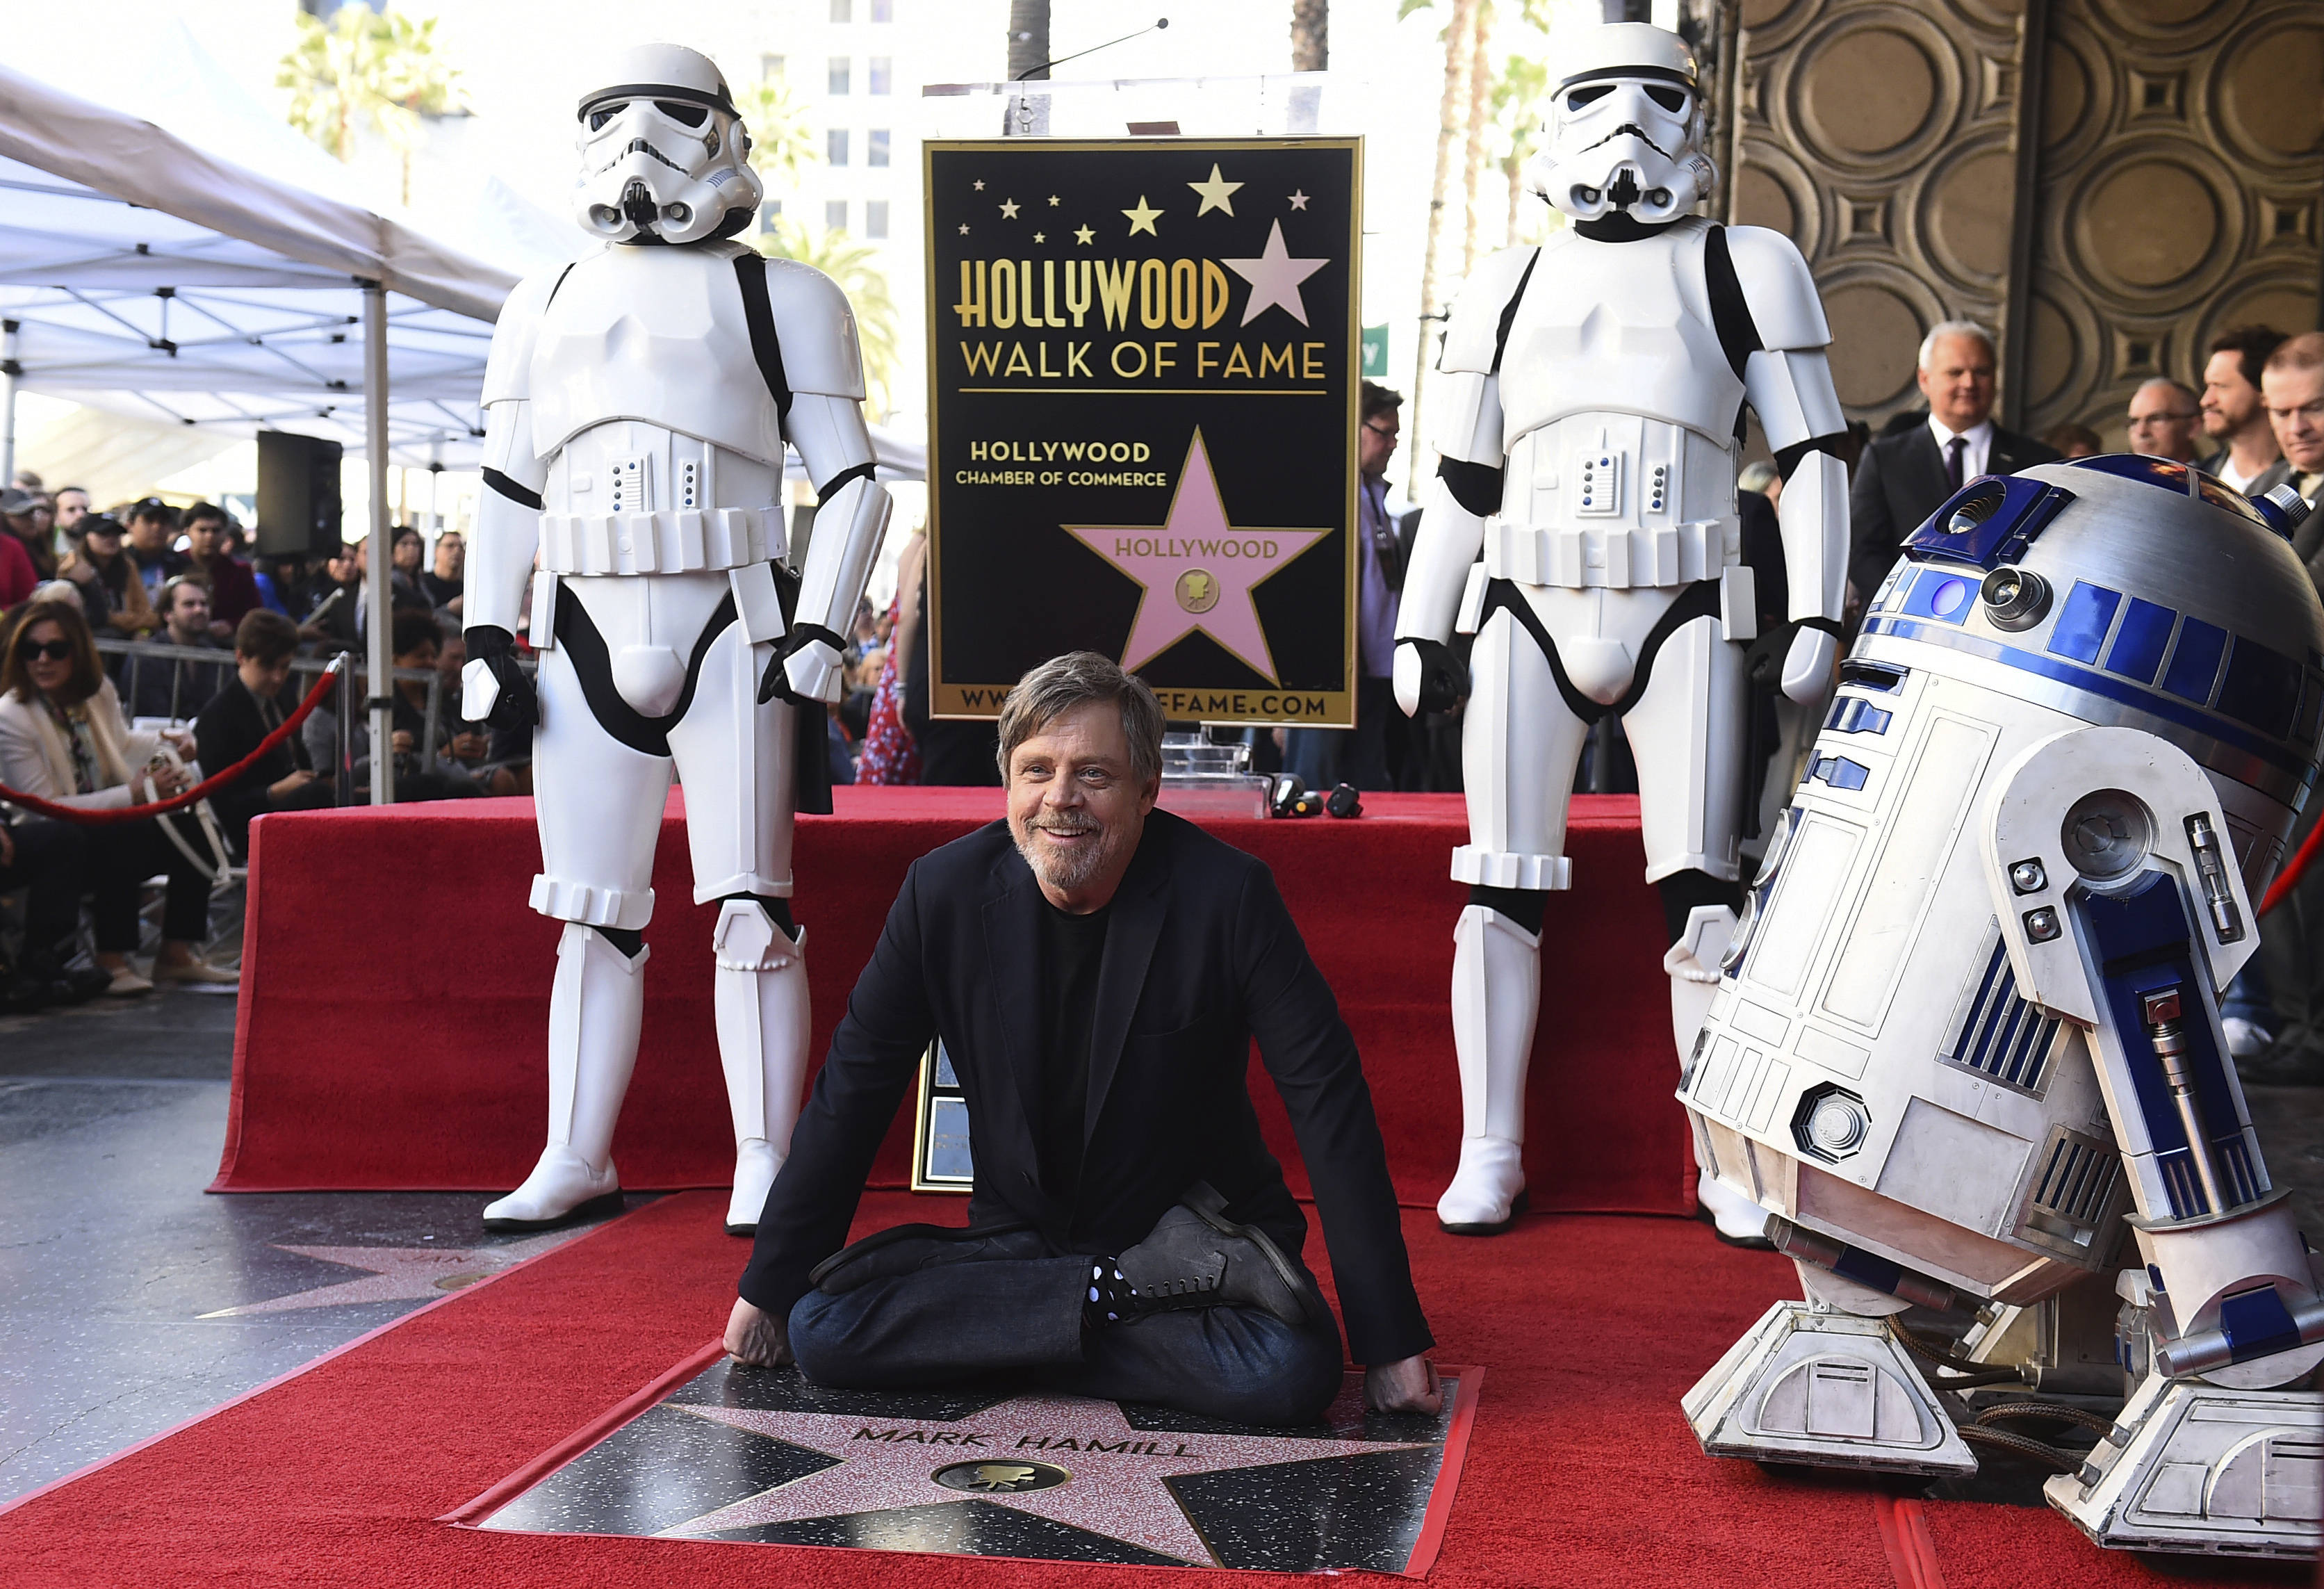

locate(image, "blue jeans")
(788, 1227), (1345, 1427)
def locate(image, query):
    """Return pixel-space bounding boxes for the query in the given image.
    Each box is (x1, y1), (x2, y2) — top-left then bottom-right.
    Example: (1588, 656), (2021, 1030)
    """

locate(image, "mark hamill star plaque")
(924, 138), (1362, 727)
(467, 1355), (1480, 1574)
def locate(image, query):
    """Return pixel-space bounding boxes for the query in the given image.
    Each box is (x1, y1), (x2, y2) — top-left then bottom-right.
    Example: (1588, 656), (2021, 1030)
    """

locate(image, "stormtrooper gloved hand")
(758, 625), (849, 707)
(460, 626), (539, 731)
(1393, 637), (1468, 717)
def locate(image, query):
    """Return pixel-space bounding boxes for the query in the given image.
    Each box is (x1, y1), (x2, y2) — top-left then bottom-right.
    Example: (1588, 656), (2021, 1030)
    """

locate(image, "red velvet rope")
(2261, 816), (2324, 917)
(0, 660), (345, 825)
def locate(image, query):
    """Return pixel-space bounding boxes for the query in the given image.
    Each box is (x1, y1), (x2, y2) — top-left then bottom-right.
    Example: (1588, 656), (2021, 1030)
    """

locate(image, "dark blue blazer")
(739, 808), (1432, 1365)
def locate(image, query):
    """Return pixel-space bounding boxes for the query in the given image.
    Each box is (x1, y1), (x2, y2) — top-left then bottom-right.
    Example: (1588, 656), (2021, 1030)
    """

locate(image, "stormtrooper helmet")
(573, 44), (764, 246)
(1527, 23), (1716, 227)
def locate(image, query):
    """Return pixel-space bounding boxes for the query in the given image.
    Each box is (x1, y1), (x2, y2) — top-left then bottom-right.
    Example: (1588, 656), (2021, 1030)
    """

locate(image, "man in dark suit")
(726, 652), (1437, 1426)
(193, 610), (332, 856)
(1846, 320), (2061, 602)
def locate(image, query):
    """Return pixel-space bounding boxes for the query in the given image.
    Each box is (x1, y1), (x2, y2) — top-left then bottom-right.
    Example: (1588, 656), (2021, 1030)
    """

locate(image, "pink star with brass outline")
(657, 1391), (1425, 1565)
(198, 1233), (575, 1317)
(1065, 430), (1327, 683)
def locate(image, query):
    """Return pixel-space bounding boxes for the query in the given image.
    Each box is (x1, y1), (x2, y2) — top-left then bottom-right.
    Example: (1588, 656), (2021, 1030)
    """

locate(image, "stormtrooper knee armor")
(1396, 22), (1849, 1234)
(465, 44), (891, 1234)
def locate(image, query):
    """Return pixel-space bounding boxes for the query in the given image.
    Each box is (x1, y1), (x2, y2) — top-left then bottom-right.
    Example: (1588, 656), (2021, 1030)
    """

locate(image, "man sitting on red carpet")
(726, 652), (1440, 1425)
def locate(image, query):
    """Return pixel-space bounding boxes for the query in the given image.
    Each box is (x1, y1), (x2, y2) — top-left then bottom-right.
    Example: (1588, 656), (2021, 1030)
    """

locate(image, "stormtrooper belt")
(1478, 576), (1723, 726)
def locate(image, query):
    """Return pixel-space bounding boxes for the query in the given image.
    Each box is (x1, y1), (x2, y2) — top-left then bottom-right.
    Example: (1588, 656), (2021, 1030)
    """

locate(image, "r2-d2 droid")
(1393, 22), (1847, 1238)
(461, 44), (891, 1236)
(1680, 458), (2324, 1558)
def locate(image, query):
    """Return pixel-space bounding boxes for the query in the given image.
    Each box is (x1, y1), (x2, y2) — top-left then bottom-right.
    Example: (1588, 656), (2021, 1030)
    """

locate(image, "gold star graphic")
(1188, 163), (1243, 217)
(1048, 195), (1061, 206)
(1074, 224), (1095, 245)
(999, 198), (1021, 219)
(1288, 190), (1310, 211)
(1122, 195), (1162, 236)
(973, 179), (985, 190)
(958, 223), (970, 234)
(1033, 231), (1045, 243)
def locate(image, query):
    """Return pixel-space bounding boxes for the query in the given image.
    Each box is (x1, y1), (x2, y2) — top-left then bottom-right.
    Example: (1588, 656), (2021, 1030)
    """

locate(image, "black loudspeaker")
(255, 430), (343, 557)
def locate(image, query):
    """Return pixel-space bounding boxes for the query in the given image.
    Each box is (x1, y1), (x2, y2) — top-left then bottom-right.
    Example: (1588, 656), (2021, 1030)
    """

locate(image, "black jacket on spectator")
(738, 810), (1432, 1366)
(126, 640), (230, 722)
(299, 573), (361, 649)
(1847, 412), (2061, 601)
(195, 678), (325, 855)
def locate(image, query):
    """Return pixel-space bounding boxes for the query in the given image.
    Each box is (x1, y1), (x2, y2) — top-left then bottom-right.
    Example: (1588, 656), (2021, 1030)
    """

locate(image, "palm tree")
(1491, 54), (1551, 250)
(735, 76), (819, 194)
(1403, 0), (1478, 463)
(758, 220), (901, 418)
(1291, 0), (1328, 71)
(1460, 1), (1497, 276)
(278, 7), (464, 206)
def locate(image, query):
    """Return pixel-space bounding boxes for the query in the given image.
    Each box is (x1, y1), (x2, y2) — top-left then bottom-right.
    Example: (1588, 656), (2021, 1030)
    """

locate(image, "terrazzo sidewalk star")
(199, 1234), (575, 1317)
(660, 1392), (1425, 1564)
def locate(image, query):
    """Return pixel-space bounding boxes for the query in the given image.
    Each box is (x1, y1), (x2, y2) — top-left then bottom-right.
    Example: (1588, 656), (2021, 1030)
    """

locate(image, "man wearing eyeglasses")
(2125, 377), (2201, 464)
(1283, 380), (1409, 792)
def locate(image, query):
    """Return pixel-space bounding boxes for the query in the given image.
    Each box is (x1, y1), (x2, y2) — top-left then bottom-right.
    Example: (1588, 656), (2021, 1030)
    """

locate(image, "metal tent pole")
(363, 279), (395, 805)
(0, 319), (19, 489)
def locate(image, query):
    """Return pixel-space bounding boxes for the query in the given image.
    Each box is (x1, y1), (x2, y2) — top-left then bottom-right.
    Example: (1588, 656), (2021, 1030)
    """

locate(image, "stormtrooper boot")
(1438, 904), (1540, 1234)
(1664, 904), (1769, 1246)
(714, 899), (811, 1236)
(484, 923), (645, 1230)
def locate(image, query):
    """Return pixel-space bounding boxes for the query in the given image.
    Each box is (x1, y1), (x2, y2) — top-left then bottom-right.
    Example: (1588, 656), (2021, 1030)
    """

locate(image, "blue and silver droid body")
(1678, 457), (2324, 1557)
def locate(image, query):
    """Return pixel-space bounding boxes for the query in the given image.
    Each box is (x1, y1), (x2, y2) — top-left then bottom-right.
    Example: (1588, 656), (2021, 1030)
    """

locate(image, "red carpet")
(0, 1191), (2194, 1587)
(213, 788), (1690, 1214)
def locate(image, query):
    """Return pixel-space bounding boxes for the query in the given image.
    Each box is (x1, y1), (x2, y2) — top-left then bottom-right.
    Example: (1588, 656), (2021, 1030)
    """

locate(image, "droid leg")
(1440, 601), (1589, 1232)
(1627, 613), (1763, 1241)
(484, 644), (672, 1229)
(668, 617), (810, 1237)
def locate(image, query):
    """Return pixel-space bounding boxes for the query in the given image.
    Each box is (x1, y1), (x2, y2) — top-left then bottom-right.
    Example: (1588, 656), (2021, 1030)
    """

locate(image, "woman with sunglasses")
(0, 600), (236, 994)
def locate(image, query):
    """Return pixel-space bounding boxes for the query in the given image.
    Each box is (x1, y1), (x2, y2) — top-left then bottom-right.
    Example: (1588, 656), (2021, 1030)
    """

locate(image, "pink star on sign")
(1065, 431), (1326, 683)
(657, 1390), (1426, 1565)
(1222, 218), (1329, 327)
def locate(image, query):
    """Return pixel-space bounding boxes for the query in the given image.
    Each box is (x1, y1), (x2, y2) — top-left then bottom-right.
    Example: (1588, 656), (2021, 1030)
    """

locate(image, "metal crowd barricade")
(94, 636), (537, 807)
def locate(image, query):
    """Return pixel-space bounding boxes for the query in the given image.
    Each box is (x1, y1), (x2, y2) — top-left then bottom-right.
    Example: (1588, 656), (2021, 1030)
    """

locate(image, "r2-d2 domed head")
(1527, 22), (1716, 227)
(573, 44), (764, 247)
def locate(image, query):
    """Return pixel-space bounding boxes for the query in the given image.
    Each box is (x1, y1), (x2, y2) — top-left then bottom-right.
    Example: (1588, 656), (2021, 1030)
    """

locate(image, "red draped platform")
(211, 788), (1690, 1214)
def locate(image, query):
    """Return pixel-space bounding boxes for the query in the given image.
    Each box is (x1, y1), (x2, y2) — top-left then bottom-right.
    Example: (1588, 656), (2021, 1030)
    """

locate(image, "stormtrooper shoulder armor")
(1721, 226), (1830, 353)
(1437, 246), (1539, 378)
(481, 263), (567, 407)
(758, 256), (867, 402)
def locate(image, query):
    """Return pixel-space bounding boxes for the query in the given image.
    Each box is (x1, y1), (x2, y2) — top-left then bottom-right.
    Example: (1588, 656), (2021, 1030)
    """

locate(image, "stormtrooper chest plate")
(1487, 227), (1745, 587)
(1496, 227), (1743, 448)
(529, 246), (785, 467)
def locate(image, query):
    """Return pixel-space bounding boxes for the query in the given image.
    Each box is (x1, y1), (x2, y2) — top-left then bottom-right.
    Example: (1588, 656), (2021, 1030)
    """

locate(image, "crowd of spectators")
(0, 475), (513, 1011)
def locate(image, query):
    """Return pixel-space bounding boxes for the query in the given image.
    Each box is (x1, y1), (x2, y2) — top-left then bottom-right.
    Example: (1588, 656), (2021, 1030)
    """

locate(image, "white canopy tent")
(0, 51), (924, 797)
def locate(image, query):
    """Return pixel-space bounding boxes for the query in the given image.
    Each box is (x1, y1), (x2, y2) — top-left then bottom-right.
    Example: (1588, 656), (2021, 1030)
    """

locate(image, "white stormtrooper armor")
(1395, 23), (1849, 1238)
(464, 44), (892, 1237)
(1678, 462), (2324, 1557)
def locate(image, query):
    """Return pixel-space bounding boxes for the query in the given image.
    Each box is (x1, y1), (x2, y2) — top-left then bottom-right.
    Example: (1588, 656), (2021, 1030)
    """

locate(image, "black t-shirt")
(1034, 897), (1110, 1206)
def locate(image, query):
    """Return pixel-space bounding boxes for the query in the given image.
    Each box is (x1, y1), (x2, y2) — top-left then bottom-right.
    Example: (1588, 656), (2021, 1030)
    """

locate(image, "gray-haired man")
(727, 651), (1438, 1425)
(1845, 320), (2061, 601)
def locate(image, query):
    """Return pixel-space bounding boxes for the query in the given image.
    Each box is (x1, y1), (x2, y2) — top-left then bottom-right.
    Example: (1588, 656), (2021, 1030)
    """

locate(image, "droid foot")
(1695, 1175), (1774, 1248)
(482, 1147), (623, 1231)
(1683, 1300), (1977, 1476)
(2045, 1371), (2323, 1557)
(1437, 1136), (1528, 1234)
(727, 1138), (780, 1236)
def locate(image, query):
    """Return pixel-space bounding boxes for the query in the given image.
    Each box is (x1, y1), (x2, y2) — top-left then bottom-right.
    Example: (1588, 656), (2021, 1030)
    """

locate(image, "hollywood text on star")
(954, 257), (1329, 385)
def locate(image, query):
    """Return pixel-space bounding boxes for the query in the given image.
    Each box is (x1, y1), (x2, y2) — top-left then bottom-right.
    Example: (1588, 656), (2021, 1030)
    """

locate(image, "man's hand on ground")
(1363, 1353), (1442, 1414)
(726, 1296), (793, 1368)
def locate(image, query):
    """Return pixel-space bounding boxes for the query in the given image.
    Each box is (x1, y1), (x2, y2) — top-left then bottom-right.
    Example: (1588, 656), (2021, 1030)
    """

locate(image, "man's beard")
(1013, 810), (1118, 892)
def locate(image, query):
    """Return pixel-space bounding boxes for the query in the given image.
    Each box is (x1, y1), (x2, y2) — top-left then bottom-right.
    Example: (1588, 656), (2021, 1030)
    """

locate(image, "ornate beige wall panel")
(1726, 0), (2029, 425)
(2022, 0), (2322, 447)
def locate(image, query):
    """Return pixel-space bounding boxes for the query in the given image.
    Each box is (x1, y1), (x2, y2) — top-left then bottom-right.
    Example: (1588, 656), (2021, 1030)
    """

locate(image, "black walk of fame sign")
(924, 138), (1362, 726)
(472, 1356), (1480, 1573)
